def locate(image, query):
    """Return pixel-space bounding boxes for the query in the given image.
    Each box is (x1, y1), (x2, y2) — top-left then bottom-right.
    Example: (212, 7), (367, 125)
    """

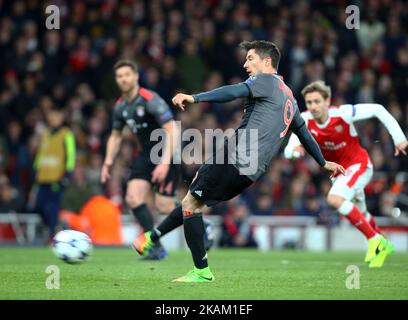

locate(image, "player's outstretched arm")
(172, 83), (250, 111)
(346, 103), (408, 156)
(101, 129), (122, 183)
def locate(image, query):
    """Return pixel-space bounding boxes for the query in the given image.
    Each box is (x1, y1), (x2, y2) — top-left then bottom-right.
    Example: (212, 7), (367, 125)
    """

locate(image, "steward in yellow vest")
(33, 108), (76, 239)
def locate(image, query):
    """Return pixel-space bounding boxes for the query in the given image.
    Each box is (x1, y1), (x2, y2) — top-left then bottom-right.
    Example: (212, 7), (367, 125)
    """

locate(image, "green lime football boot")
(132, 231), (154, 256)
(369, 238), (395, 268)
(172, 267), (215, 283)
(364, 235), (384, 263)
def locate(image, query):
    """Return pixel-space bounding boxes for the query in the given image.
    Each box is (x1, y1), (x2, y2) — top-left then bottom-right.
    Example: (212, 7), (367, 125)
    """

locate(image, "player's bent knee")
(126, 180), (151, 207)
(181, 196), (193, 211)
(125, 193), (144, 209)
(327, 194), (345, 209)
(181, 193), (200, 212)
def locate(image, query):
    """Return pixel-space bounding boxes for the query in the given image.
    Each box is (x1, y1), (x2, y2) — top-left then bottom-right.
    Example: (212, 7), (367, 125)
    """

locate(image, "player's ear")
(265, 56), (272, 68)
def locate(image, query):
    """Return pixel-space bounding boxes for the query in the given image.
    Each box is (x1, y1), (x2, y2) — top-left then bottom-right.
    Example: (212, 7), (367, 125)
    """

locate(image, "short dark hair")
(113, 59), (138, 73)
(239, 40), (281, 69)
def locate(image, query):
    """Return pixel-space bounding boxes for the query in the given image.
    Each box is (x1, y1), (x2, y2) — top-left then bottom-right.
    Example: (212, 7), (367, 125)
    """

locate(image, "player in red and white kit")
(285, 80), (408, 268)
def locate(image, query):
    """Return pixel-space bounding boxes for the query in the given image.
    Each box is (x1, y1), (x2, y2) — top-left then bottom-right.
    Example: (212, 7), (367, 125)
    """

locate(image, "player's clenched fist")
(172, 93), (194, 111)
(394, 140), (408, 156)
(323, 161), (346, 179)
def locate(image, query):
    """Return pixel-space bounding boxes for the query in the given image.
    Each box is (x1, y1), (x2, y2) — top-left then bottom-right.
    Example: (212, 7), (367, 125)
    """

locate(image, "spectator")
(177, 39), (207, 92)
(0, 174), (23, 213)
(61, 164), (98, 213)
(356, 10), (386, 51)
(4, 120), (30, 194)
(219, 199), (257, 248)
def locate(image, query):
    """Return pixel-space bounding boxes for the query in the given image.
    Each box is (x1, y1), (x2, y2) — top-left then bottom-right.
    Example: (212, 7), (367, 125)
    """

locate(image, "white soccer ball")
(292, 150), (301, 158)
(52, 230), (92, 264)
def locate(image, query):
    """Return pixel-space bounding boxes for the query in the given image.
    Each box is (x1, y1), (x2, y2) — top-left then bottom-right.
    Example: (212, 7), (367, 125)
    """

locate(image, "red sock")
(368, 215), (383, 235)
(346, 206), (377, 239)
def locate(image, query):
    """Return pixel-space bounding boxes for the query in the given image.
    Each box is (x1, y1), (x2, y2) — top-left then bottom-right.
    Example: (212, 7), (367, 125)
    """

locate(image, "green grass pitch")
(1, 247), (407, 300)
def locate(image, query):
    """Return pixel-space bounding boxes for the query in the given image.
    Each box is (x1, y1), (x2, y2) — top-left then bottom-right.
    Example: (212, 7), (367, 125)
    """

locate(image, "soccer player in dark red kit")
(285, 80), (408, 268)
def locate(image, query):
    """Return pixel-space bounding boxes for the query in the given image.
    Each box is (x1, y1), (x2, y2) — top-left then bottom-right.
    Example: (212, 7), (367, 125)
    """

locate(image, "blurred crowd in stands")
(0, 0), (407, 234)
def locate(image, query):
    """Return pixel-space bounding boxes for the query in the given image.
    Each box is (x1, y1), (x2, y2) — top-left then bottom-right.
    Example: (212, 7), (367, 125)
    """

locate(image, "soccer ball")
(52, 230), (92, 264)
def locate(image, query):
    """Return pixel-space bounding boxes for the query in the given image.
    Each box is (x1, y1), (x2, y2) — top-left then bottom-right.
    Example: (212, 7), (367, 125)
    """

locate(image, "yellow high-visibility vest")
(35, 127), (75, 183)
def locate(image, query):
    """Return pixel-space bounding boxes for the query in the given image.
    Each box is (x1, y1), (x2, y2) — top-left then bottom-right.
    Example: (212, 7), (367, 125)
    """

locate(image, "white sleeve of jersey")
(284, 112), (308, 159)
(340, 103), (407, 145)
(284, 132), (301, 159)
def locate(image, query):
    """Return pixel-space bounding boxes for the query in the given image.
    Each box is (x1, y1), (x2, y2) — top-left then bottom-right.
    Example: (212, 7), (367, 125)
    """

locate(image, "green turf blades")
(1, 248), (408, 299)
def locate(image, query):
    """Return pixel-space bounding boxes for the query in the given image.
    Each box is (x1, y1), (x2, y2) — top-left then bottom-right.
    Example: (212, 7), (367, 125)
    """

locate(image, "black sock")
(183, 211), (208, 269)
(132, 203), (154, 232)
(151, 206), (183, 242)
(133, 204), (163, 247)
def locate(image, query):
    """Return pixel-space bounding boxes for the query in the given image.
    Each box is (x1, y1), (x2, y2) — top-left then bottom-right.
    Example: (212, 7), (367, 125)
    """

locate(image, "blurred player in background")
(101, 60), (177, 260)
(284, 80), (408, 268)
(101, 60), (212, 260)
(133, 40), (345, 282)
(33, 108), (76, 240)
